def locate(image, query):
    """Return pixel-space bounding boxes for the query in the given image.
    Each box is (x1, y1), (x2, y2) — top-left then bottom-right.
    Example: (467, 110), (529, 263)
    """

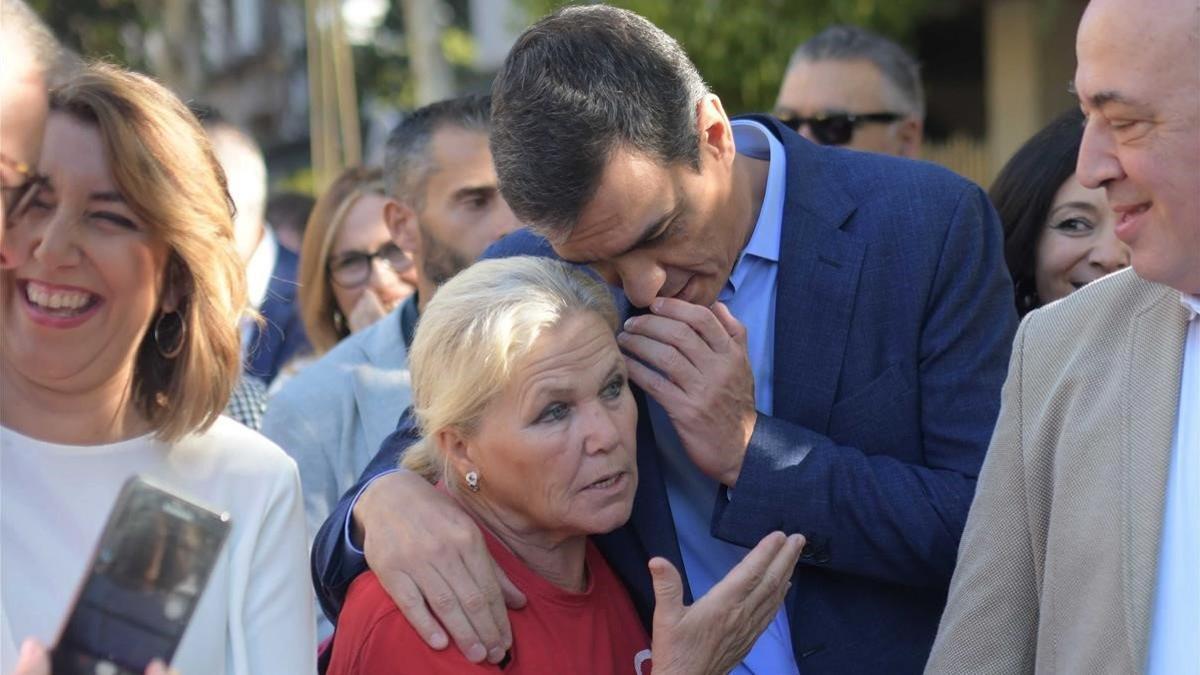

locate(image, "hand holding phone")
(12, 639), (174, 675)
(48, 476), (230, 675)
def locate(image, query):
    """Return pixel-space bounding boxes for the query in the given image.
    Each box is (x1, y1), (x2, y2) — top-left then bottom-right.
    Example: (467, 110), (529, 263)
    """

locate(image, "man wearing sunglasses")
(262, 96), (520, 642)
(774, 25), (924, 158)
(0, 0), (63, 254)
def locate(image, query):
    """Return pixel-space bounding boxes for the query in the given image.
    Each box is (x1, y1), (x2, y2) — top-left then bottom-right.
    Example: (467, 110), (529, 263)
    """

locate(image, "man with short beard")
(262, 94), (519, 638)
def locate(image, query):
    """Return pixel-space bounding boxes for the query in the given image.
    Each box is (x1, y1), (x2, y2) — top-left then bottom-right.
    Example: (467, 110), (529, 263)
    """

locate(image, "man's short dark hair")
(490, 5), (709, 238)
(789, 25), (924, 118)
(383, 94), (491, 211)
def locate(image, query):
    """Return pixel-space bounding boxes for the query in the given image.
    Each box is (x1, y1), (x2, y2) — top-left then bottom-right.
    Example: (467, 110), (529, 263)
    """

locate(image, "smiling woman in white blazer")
(0, 63), (315, 674)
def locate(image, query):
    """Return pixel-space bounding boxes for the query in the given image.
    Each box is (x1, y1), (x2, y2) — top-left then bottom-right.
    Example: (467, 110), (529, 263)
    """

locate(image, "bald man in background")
(927, 0), (1200, 672)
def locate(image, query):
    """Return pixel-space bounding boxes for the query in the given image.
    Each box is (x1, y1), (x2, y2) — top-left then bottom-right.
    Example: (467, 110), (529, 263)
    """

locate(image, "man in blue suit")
(312, 6), (1016, 672)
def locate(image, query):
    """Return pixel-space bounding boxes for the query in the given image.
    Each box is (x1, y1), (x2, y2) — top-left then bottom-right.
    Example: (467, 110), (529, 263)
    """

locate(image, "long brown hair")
(297, 166), (389, 355)
(50, 63), (247, 442)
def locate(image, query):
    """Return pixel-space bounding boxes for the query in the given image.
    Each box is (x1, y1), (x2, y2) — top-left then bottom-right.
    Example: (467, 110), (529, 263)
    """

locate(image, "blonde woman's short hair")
(50, 63), (247, 442)
(298, 166), (389, 355)
(401, 256), (619, 485)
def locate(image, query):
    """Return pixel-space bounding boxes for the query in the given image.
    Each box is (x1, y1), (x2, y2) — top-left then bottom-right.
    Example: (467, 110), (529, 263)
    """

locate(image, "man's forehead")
(778, 59), (887, 111)
(1075, 0), (1189, 93)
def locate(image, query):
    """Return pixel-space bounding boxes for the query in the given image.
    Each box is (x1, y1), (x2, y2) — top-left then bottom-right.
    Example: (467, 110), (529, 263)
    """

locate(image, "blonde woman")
(326, 256), (803, 674)
(297, 166), (415, 357)
(0, 64), (316, 673)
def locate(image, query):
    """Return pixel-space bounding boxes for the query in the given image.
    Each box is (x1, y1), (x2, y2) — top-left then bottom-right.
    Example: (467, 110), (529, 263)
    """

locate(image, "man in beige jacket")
(926, 0), (1200, 672)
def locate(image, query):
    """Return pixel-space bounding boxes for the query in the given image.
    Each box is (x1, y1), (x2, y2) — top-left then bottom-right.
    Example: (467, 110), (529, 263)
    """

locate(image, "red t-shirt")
(327, 530), (652, 674)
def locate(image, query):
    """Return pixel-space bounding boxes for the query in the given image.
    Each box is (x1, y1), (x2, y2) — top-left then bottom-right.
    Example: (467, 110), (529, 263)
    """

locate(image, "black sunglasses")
(328, 242), (413, 289)
(775, 111), (905, 146)
(0, 152), (49, 221)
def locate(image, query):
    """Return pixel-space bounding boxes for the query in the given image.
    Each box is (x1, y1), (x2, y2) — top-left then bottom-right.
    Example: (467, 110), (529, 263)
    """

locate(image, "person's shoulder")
(1023, 269), (1167, 347)
(268, 314), (401, 405)
(776, 125), (974, 197)
(177, 416), (297, 477)
(333, 572), (490, 674)
(843, 151), (975, 206)
(481, 229), (559, 261)
(340, 571), (408, 633)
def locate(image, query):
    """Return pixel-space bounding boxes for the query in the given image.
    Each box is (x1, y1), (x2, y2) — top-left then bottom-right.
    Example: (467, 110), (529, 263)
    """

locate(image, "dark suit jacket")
(312, 116), (1017, 673)
(245, 243), (309, 384)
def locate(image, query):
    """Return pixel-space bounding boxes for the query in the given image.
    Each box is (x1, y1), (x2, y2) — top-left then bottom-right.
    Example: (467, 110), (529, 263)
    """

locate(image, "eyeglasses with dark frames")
(774, 111), (905, 146)
(0, 152), (49, 221)
(328, 242), (413, 289)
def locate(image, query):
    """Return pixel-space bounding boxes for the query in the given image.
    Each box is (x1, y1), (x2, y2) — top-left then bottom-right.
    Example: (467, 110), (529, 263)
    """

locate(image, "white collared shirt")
(1146, 293), (1200, 673)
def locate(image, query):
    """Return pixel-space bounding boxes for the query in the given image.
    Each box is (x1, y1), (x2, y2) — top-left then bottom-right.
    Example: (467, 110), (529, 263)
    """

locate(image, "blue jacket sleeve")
(311, 408), (421, 623)
(712, 185), (1017, 588)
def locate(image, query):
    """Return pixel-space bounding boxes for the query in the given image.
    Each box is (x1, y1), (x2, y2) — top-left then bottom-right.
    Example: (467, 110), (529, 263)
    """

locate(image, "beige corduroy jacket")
(925, 269), (1191, 674)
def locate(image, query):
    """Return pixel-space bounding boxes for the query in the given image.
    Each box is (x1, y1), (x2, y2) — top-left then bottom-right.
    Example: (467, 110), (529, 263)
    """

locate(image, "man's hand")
(13, 639), (174, 675)
(353, 471), (527, 664)
(619, 298), (757, 486)
(649, 531), (804, 675)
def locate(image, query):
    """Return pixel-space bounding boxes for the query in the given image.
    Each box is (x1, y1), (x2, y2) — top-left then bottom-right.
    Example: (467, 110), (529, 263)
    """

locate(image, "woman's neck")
(453, 490), (589, 593)
(0, 358), (152, 445)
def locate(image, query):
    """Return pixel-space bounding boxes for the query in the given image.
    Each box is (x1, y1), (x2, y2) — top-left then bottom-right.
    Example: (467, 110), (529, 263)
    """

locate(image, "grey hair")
(400, 256), (619, 488)
(382, 94), (491, 211)
(788, 24), (925, 118)
(1, 0), (72, 85)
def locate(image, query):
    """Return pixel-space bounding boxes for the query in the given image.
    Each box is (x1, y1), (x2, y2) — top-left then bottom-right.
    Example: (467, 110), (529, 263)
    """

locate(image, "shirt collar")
(726, 120), (785, 293)
(1181, 293), (1200, 321)
(245, 226), (278, 311)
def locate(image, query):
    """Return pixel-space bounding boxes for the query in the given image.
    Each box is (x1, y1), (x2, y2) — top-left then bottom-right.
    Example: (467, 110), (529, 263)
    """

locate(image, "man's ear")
(895, 117), (924, 159)
(384, 199), (419, 252)
(695, 94), (735, 166)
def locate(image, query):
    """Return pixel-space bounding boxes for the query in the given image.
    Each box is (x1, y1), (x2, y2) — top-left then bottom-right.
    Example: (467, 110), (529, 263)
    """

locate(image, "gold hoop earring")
(154, 311), (186, 359)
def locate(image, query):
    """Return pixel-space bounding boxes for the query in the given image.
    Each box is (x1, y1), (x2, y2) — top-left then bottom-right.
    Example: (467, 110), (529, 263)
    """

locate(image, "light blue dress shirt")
(649, 119), (797, 674)
(1146, 294), (1200, 674)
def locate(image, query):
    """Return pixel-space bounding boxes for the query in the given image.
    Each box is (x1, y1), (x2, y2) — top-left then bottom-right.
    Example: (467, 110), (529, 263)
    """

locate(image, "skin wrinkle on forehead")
(515, 328), (622, 418)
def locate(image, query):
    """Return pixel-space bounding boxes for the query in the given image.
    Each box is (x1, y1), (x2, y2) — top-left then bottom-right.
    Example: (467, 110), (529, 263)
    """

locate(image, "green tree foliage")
(29, 0), (148, 68)
(517, 0), (945, 115)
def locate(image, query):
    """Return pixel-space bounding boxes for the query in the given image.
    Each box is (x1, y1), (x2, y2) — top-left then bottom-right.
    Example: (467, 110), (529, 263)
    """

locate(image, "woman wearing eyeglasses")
(297, 167), (417, 358)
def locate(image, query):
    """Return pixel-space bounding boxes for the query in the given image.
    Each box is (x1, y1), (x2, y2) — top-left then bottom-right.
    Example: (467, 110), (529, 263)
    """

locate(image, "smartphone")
(50, 476), (231, 675)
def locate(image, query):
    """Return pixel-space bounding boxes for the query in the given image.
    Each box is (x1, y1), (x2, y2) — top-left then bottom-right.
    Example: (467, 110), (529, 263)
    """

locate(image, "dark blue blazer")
(312, 116), (1017, 673)
(245, 244), (309, 384)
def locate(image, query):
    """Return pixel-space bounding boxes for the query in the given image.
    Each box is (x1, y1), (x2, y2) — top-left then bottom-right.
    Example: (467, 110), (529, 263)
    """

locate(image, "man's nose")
(1076, 119), (1124, 190)
(611, 259), (665, 309)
